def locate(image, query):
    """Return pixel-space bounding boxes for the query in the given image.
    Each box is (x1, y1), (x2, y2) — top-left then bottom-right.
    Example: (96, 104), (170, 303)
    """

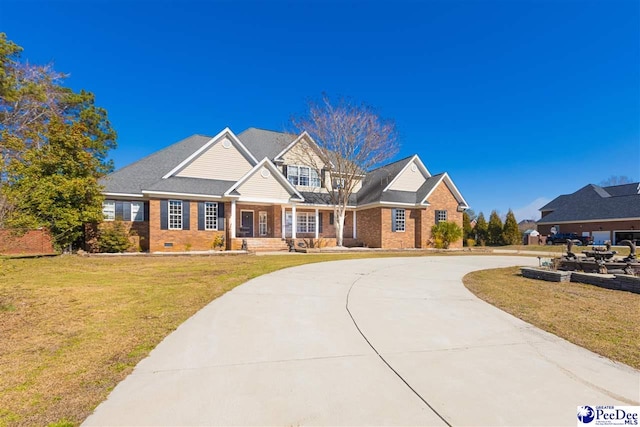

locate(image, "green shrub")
(466, 238), (476, 247)
(97, 221), (131, 253)
(431, 221), (463, 249)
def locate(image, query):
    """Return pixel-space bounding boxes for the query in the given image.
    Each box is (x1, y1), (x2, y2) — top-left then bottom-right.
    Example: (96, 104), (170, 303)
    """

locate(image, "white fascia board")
(224, 157), (305, 201)
(273, 131), (309, 161)
(537, 217), (640, 225)
(300, 203), (357, 209)
(103, 192), (145, 198)
(162, 128), (258, 179)
(273, 131), (334, 167)
(236, 196), (304, 204)
(420, 173), (469, 208)
(382, 155), (432, 193)
(141, 190), (223, 200)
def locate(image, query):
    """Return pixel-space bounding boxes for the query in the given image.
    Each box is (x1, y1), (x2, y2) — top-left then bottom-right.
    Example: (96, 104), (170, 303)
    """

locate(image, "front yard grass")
(463, 266), (640, 370)
(0, 252), (429, 427)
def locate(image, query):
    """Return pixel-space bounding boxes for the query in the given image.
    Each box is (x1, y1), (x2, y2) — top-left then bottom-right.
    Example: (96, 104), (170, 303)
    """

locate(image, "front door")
(241, 211), (254, 237)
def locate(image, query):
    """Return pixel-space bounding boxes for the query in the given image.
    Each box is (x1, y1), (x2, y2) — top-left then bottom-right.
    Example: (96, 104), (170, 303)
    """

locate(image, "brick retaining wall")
(0, 229), (55, 255)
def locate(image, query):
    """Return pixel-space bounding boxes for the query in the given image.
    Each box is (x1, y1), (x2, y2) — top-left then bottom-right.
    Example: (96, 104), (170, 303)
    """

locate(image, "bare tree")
(599, 175), (634, 187)
(291, 94), (399, 246)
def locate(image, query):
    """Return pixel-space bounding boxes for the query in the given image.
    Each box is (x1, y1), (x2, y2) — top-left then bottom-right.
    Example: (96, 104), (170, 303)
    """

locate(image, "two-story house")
(89, 127), (468, 252)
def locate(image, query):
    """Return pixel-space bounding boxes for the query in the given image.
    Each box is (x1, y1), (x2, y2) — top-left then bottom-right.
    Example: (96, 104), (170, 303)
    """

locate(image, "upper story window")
(204, 202), (218, 230)
(287, 165), (321, 188)
(169, 200), (183, 230)
(435, 210), (447, 224)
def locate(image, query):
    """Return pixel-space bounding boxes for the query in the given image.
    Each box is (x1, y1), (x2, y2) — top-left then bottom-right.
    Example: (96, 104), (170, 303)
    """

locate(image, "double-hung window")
(287, 165), (320, 188)
(204, 202), (218, 230)
(131, 202), (144, 222)
(435, 210), (447, 224)
(393, 209), (406, 232)
(102, 200), (115, 221)
(296, 212), (316, 233)
(169, 200), (183, 230)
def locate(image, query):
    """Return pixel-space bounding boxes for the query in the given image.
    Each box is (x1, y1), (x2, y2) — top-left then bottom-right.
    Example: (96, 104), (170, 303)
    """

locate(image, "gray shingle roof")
(145, 177), (236, 196)
(538, 183), (640, 223)
(102, 134), (214, 194)
(102, 129), (466, 209)
(603, 182), (640, 197)
(357, 156), (413, 205)
(236, 128), (294, 161)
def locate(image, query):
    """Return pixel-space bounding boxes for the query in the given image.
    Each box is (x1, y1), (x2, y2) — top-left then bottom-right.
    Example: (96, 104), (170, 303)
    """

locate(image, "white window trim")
(103, 200), (115, 221)
(204, 201), (218, 231)
(259, 211), (268, 236)
(169, 200), (183, 230)
(131, 201), (144, 222)
(296, 212), (316, 233)
(288, 165), (321, 188)
(395, 209), (406, 232)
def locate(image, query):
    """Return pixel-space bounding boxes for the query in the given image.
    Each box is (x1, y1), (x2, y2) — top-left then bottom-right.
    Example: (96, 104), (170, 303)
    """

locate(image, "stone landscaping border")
(521, 267), (640, 294)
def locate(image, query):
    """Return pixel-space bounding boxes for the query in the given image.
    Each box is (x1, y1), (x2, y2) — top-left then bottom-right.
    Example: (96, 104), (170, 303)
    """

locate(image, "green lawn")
(0, 252), (429, 427)
(464, 266), (640, 370)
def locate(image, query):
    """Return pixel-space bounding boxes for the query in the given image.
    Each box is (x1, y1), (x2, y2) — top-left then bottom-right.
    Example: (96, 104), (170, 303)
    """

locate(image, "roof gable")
(163, 128), (258, 180)
(384, 155), (431, 192)
(225, 158), (304, 203)
(101, 134), (213, 196)
(419, 173), (469, 209)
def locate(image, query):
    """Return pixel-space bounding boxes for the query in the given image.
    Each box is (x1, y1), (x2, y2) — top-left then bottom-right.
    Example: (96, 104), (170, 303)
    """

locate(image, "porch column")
(353, 210), (357, 239)
(292, 203), (297, 239)
(281, 206), (286, 239)
(315, 208), (319, 239)
(230, 200), (236, 239)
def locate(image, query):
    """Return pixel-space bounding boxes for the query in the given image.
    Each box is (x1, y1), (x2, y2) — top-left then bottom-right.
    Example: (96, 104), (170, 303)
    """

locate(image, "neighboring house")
(90, 127), (469, 252)
(537, 182), (640, 245)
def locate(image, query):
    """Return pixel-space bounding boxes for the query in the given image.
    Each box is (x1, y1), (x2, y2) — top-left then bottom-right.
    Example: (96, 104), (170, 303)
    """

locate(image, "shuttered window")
(392, 209), (405, 232)
(204, 202), (218, 230)
(169, 200), (183, 230)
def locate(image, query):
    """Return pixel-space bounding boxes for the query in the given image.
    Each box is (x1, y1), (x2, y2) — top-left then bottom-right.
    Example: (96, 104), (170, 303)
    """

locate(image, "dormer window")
(287, 165), (321, 188)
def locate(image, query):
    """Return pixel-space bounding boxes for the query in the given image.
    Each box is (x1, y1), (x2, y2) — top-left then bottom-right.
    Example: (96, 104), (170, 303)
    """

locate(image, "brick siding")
(0, 229), (54, 255)
(148, 199), (226, 252)
(356, 180), (464, 249)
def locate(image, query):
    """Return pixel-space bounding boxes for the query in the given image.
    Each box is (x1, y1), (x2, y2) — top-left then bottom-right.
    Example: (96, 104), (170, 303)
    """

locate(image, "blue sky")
(2, 0), (638, 220)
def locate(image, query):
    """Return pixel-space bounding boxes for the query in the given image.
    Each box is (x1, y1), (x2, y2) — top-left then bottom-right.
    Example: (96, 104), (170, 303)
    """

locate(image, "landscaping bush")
(431, 221), (463, 249)
(97, 221), (131, 253)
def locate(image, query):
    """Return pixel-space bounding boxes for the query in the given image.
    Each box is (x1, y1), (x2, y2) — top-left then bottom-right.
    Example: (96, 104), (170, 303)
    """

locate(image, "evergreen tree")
(502, 209), (521, 245)
(474, 212), (488, 246)
(0, 33), (116, 248)
(463, 211), (473, 241)
(488, 210), (504, 246)
(5, 119), (105, 250)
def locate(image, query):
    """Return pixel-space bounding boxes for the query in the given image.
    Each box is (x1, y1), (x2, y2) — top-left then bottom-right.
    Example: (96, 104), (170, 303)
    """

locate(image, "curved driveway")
(84, 256), (639, 426)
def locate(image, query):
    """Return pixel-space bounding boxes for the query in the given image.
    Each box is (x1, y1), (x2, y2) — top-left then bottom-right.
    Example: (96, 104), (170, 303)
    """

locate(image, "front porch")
(227, 201), (357, 243)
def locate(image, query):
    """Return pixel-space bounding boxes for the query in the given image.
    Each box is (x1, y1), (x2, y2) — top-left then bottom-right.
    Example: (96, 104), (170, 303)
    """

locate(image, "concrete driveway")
(83, 256), (639, 426)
